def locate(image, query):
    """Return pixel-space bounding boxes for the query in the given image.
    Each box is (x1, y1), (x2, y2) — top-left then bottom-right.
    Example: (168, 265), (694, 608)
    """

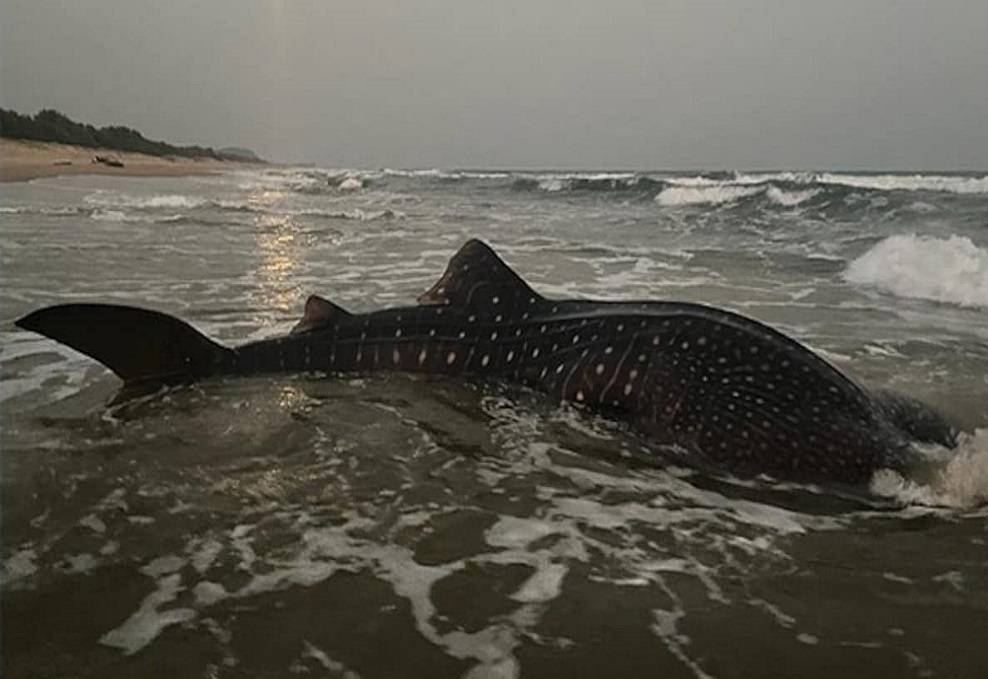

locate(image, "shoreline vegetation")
(0, 108), (263, 182)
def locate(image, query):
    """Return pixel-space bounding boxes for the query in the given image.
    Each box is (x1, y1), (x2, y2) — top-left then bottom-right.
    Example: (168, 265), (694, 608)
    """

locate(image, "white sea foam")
(140, 555), (186, 577)
(538, 177), (567, 192)
(816, 173), (988, 195)
(0, 205), (83, 215)
(766, 186), (819, 207)
(319, 208), (403, 221)
(64, 553), (98, 574)
(665, 172), (988, 195)
(844, 234), (988, 309)
(79, 514), (107, 534)
(381, 168), (512, 180)
(871, 428), (988, 509)
(655, 184), (763, 207)
(0, 337), (93, 404)
(1, 548), (38, 588)
(934, 431), (988, 508)
(664, 174), (784, 187)
(90, 209), (181, 223)
(252, 167), (988, 198)
(99, 573), (196, 655)
(209, 200), (402, 221)
(85, 192), (205, 209)
(143, 195), (205, 208)
(91, 209), (130, 222)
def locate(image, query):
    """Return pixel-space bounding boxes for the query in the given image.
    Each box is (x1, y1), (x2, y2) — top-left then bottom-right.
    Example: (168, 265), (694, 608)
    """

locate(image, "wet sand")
(0, 139), (250, 182)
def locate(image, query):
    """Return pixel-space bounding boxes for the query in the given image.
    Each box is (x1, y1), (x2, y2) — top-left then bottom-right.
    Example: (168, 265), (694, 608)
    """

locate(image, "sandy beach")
(0, 139), (249, 182)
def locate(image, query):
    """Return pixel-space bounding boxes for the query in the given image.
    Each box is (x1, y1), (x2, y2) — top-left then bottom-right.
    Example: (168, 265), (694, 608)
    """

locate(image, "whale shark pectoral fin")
(417, 239), (544, 309)
(291, 295), (351, 334)
(15, 304), (234, 384)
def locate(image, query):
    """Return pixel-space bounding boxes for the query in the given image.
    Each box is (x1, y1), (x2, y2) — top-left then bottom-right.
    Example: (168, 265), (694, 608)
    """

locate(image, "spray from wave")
(844, 234), (988, 309)
(871, 429), (988, 509)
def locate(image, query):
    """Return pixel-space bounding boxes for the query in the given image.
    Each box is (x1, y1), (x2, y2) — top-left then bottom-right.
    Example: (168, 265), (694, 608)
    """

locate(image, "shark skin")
(15, 239), (956, 484)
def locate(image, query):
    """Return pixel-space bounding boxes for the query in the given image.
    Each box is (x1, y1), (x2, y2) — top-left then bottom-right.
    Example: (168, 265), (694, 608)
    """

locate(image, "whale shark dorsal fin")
(291, 295), (351, 334)
(417, 239), (543, 309)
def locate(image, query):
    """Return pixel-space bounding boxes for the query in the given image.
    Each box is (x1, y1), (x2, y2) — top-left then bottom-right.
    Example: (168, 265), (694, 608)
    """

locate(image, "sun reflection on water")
(251, 187), (303, 315)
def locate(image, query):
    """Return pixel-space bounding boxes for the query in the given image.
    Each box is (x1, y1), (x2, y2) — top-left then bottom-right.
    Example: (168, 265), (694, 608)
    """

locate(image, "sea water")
(2, 168), (987, 677)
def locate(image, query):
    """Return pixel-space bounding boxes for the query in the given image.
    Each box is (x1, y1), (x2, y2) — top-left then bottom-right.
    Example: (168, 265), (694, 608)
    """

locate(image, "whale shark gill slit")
(14, 238), (957, 483)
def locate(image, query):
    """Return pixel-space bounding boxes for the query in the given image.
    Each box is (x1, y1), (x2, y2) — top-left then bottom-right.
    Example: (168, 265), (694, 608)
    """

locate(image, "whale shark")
(15, 239), (956, 483)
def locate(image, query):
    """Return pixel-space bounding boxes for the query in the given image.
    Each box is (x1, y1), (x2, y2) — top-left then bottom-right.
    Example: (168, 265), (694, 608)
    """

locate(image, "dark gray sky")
(2, 1), (986, 169)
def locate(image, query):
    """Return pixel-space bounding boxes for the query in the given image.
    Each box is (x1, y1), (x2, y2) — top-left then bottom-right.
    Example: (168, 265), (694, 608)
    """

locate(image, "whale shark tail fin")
(418, 239), (543, 309)
(15, 304), (235, 385)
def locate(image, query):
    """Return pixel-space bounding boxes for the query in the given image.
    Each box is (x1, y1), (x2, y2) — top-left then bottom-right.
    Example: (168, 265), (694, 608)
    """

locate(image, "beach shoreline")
(0, 139), (253, 183)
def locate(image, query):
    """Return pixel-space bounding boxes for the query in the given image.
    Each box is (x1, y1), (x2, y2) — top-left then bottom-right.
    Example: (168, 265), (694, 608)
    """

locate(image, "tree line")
(0, 108), (261, 162)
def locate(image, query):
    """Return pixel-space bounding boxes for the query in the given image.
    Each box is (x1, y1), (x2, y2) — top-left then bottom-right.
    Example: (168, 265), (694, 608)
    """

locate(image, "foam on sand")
(844, 234), (988, 309)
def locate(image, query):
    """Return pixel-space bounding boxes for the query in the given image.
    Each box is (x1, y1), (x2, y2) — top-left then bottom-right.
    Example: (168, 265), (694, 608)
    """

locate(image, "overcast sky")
(2, 1), (986, 169)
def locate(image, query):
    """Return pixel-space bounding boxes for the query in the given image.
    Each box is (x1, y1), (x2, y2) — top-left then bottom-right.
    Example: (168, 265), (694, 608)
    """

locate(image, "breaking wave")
(871, 428), (988, 509)
(766, 186), (820, 207)
(531, 173), (662, 193)
(655, 184), (764, 207)
(247, 168), (988, 204)
(814, 172), (988, 195)
(211, 201), (403, 221)
(672, 172), (988, 195)
(844, 234), (988, 309)
(85, 192), (207, 209)
(71, 194), (404, 222)
(0, 205), (89, 216)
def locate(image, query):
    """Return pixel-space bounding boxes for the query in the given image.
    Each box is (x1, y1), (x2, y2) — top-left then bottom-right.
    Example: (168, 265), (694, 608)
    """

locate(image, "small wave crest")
(1, 205), (90, 217)
(655, 184), (763, 207)
(308, 208), (403, 221)
(815, 173), (988, 195)
(651, 171), (988, 208)
(721, 172), (988, 195)
(85, 192), (206, 209)
(844, 234), (988, 309)
(90, 209), (131, 222)
(765, 186), (820, 207)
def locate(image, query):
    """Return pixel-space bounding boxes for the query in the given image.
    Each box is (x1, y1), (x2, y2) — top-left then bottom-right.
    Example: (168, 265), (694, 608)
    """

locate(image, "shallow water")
(2, 169), (987, 678)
